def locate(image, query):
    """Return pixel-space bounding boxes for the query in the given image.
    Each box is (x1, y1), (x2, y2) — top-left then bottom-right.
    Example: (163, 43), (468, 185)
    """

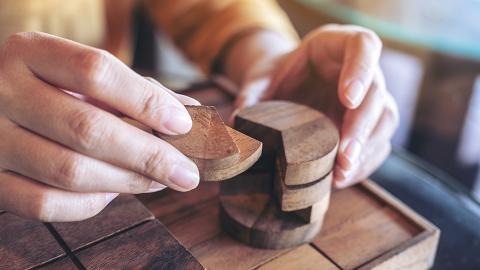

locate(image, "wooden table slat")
(0, 213), (65, 269)
(75, 219), (205, 270)
(51, 194), (154, 251)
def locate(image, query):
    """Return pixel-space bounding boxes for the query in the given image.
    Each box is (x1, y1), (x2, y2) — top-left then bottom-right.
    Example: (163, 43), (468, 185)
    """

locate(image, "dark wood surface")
(1, 195), (204, 270)
(51, 194), (154, 252)
(0, 213), (65, 270)
(137, 179), (439, 270)
(75, 219), (204, 270)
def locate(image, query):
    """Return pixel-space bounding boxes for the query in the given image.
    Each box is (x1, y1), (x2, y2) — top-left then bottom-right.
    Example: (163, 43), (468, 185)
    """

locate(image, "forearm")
(221, 30), (299, 85)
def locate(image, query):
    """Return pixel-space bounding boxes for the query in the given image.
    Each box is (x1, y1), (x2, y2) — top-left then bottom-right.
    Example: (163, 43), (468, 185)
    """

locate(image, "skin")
(224, 25), (399, 188)
(0, 24), (399, 222)
(0, 32), (201, 222)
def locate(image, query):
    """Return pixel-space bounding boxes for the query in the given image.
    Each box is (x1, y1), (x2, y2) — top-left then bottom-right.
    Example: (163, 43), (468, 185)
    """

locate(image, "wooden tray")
(137, 179), (440, 270)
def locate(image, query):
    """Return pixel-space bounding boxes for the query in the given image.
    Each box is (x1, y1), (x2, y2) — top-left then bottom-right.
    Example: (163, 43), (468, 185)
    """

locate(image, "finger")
(6, 32), (191, 135)
(336, 72), (386, 170)
(333, 141), (391, 188)
(4, 76), (199, 192)
(333, 93), (398, 187)
(337, 27), (382, 109)
(0, 124), (166, 193)
(144, 77), (201, 106)
(0, 171), (116, 222)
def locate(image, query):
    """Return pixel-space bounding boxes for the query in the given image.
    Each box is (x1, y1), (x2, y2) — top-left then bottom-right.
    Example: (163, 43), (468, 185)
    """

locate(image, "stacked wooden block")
(159, 101), (339, 249)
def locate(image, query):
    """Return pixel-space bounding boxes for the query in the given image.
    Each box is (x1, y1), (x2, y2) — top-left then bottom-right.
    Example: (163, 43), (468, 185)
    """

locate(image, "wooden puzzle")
(156, 101), (339, 249)
(0, 86), (440, 268)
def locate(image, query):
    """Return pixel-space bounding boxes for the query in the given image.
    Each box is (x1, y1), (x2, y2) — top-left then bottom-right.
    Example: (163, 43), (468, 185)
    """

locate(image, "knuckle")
(55, 153), (88, 190)
(141, 148), (168, 178)
(69, 109), (109, 151)
(74, 49), (112, 92)
(137, 89), (162, 120)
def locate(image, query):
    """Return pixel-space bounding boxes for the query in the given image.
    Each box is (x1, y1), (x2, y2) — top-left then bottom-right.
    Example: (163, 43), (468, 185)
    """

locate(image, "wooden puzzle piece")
(273, 158), (332, 213)
(0, 213), (65, 269)
(156, 106), (240, 171)
(235, 100), (339, 186)
(155, 106), (262, 181)
(219, 193), (323, 250)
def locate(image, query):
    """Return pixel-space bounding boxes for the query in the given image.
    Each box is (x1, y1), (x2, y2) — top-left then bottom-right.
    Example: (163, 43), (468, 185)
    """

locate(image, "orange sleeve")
(142, 0), (299, 73)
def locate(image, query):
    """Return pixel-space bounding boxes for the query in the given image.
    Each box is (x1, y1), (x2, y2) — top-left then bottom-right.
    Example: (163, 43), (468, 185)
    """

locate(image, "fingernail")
(147, 181), (167, 193)
(333, 166), (350, 188)
(345, 80), (364, 107)
(162, 107), (192, 135)
(342, 140), (361, 168)
(105, 193), (119, 206)
(168, 162), (199, 190)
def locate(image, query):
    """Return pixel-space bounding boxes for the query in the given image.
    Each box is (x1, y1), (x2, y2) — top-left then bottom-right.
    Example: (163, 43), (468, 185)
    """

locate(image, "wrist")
(220, 30), (299, 85)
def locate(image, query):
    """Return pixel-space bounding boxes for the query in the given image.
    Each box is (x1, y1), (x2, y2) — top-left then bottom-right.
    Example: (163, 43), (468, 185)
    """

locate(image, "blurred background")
(133, 0), (480, 204)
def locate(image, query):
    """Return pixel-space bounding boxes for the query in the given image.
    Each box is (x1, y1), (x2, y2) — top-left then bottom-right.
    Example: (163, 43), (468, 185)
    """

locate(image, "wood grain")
(198, 127), (262, 181)
(36, 257), (77, 270)
(313, 206), (420, 270)
(76, 219), (205, 270)
(137, 181), (220, 218)
(156, 105), (240, 171)
(0, 213), (65, 269)
(256, 244), (340, 270)
(219, 194), (322, 249)
(51, 194), (154, 251)
(235, 100), (339, 186)
(190, 231), (293, 270)
(154, 105), (262, 181)
(274, 158), (332, 212)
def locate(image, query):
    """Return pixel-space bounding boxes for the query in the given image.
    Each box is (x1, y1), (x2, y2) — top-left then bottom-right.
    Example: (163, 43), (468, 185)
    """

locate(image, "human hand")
(230, 25), (399, 188)
(0, 32), (200, 222)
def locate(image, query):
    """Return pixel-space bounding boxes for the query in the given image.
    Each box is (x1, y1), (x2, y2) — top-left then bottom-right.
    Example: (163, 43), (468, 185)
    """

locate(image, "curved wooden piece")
(154, 105), (262, 181)
(235, 101), (339, 186)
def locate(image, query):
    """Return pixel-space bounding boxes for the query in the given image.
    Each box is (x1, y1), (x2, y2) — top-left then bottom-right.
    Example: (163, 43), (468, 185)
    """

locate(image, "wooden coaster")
(154, 105), (262, 181)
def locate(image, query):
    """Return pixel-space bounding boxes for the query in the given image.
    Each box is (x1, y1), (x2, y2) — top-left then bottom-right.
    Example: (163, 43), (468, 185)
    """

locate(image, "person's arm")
(143, 0), (398, 188)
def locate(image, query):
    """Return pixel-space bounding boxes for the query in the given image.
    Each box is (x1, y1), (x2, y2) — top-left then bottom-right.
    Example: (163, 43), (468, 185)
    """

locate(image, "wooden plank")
(51, 194), (154, 251)
(358, 230), (440, 270)
(37, 257), (77, 269)
(313, 207), (420, 270)
(75, 219), (205, 270)
(256, 244), (340, 270)
(137, 181), (220, 218)
(0, 213), (65, 269)
(321, 185), (385, 232)
(190, 232), (292, 270)
(160, 197), (223, 249)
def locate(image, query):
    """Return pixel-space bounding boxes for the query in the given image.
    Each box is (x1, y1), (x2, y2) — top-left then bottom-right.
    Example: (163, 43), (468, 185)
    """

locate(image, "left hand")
(230, 24), (399, 188)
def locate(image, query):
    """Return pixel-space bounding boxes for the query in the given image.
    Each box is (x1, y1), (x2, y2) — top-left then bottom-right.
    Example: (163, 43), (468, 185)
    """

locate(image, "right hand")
(0, 32), (200, 222)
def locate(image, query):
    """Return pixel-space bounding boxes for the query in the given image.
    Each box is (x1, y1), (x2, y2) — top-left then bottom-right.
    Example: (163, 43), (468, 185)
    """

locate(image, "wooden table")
(0, 83), (440, 269)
